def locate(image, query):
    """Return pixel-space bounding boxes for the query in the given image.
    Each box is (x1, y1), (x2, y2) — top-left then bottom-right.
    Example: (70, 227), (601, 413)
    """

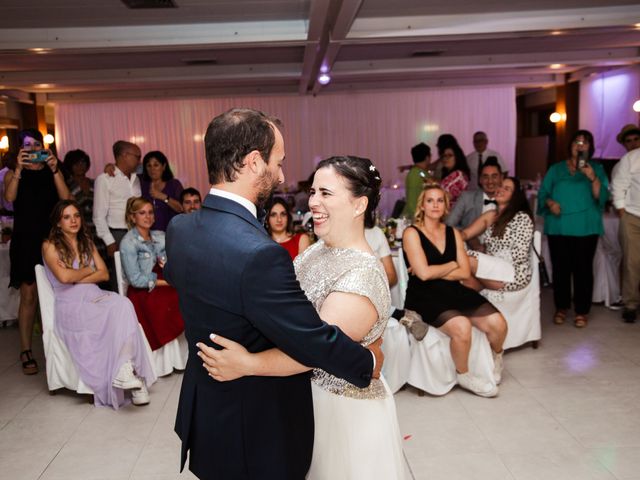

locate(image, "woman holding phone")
(3, 128), (70, 375)
(537, 130), (608, 328)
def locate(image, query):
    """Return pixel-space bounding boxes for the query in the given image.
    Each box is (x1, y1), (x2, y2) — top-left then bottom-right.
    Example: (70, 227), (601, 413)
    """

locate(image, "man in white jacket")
(611, 148), (640, 322)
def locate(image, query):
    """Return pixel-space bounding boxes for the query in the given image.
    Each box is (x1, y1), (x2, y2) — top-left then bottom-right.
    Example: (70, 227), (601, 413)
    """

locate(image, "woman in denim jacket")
(120, 197), (184, 350)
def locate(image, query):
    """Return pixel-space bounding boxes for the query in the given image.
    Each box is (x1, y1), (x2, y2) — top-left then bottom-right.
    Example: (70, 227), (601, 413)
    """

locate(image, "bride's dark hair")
(315, 156), (382, 228)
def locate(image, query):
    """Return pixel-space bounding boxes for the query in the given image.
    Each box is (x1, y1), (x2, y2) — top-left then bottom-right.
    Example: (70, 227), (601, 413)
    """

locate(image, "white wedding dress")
(294, 241), (410, 480)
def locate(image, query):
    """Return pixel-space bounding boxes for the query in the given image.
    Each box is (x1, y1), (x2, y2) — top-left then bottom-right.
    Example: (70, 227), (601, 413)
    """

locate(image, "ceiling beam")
(298, 0), (332, 94)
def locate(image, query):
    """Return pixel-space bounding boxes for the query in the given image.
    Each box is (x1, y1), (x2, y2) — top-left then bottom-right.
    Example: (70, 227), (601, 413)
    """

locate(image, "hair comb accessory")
(369, 164), (376, 172)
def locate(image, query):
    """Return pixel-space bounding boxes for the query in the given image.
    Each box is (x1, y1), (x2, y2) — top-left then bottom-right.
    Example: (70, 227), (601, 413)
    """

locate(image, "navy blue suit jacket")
(165, 194), (374, 480)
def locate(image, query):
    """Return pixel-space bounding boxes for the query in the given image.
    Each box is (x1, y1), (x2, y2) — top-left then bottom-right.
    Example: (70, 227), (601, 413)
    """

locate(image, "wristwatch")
(163, 197), (170, 204)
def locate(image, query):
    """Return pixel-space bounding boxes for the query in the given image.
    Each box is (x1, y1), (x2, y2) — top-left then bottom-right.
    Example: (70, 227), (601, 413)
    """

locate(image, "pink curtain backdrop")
(579, 66), (640, 159)
(55, 87), (516, 196)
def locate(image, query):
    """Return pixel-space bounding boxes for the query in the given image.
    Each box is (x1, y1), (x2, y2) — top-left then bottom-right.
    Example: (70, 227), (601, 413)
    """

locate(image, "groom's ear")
(244, 150), (263, 175)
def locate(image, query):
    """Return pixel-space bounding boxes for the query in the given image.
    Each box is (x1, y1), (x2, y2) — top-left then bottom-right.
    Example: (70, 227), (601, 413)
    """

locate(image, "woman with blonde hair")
(402, 183), (507, 397)
(119, 197), (184, 352)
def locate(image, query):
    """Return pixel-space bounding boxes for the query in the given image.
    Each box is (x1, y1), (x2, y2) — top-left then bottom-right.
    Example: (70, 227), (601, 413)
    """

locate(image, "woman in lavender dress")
(42, 199), (156, 408)
(140, 151), (183, 231)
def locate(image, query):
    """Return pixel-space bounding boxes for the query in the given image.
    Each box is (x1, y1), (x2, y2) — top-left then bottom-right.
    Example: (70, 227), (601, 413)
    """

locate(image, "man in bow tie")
(446, 158), (502, 249)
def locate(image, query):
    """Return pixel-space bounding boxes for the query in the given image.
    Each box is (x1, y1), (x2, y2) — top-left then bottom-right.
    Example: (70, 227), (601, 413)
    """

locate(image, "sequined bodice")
(294, 240), (391, 399)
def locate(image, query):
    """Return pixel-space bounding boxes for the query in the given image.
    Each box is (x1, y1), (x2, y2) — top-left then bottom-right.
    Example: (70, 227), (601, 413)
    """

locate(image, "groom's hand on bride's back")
(368, 336), (384, 379)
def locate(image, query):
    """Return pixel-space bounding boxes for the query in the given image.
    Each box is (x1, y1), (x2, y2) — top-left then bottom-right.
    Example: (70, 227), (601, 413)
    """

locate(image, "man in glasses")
(93, 140), (142, 290)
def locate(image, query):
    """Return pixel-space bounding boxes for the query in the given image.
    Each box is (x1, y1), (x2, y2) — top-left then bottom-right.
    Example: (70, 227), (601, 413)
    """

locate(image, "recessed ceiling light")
(550, 30), (563, 35)
(28, 48), (52, 54)
(318, 73), (331, 85)
(35, 83), (52, 88)
(550, 64), (565, 69)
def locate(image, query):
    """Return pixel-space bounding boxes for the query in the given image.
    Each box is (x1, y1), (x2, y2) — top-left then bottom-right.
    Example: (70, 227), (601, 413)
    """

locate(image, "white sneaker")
(493, 351), (504, 385)
(131, 384), (150, 406)
(457, 372), (498, 398)
(112, 361), (143, 390)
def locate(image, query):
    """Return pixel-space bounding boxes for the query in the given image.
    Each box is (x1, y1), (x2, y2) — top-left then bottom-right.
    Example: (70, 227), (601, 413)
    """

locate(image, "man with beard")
(164, 108), (381, 480)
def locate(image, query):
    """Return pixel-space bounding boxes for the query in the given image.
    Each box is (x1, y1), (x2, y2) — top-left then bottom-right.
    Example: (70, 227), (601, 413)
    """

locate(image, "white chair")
(407, 326), (496, 396)
(592, 214), (621, 307)
(115, 251), (188, 376)
(381, 318), (412, 393)
(480, 230), (542, 350)
(36, 265), (94, 394)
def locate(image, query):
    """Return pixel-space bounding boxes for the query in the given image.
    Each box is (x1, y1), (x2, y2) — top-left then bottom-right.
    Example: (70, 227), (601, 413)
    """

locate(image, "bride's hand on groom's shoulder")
(197, 334), (254, 382)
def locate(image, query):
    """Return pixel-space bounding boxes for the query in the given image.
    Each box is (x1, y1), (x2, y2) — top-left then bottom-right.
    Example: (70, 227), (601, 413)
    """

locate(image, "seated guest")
(461, 177), (534, 296)
(439, 140), (470, 207)
(446, 159), (503, 250)
(120, 197), (184, 351)
(403, 184), (507, 397)
(140, 151), (183, 231)
(365, 226), (398, 287)
(265, 197), (311, 260)
(180, 187), (202, 213)
(42, 199), (156, 407)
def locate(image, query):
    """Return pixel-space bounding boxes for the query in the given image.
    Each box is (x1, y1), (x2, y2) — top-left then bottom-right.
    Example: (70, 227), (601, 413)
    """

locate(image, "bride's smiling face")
(309, 166), (366, 245)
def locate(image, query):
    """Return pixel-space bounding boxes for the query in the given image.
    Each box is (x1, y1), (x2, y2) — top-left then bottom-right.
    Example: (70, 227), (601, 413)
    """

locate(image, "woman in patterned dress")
(462, 177), (535, 294)
(439, 142), (470, 207)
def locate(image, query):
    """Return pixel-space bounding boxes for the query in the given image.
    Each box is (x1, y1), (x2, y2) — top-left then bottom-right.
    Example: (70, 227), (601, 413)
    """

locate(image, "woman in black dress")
(3, 129), (71, 374)
(402, 183), (507, 397)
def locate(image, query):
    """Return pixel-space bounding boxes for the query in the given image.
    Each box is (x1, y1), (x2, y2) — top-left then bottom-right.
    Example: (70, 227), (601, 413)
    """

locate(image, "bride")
(198, 156), (409, 479)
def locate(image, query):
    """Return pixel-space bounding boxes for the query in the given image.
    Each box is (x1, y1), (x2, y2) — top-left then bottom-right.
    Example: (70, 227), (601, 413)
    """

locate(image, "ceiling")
(0, 0), (639, 103)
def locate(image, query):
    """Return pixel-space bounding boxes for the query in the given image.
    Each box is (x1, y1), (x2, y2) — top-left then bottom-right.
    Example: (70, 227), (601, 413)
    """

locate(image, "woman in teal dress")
(537, 130), (609, 327)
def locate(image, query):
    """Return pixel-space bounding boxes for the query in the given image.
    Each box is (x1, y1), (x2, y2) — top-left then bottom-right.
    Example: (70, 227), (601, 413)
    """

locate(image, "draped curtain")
(55, 86), (516, 196)
(579, 66), (640, 159)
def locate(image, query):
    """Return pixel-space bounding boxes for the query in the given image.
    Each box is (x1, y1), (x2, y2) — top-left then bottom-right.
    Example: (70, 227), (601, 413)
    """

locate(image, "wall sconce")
(549, 112), (567, 123)
(633, 100), (640, 113)
(44, 133), (55, 144)
(0, 135), (8, 150)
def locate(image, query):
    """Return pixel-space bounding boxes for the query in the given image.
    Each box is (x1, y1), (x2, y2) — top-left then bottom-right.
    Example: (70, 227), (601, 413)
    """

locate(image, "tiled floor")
(1, 290), (640, 480)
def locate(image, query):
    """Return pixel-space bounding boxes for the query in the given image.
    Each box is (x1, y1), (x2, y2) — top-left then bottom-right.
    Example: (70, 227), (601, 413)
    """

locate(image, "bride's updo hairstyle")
(315, 156), (382, 228)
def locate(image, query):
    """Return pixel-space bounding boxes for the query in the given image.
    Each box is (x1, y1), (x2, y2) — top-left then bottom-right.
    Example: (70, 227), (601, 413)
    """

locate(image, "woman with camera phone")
(3, 128), (70, 375)
(537, 130), (609, 328)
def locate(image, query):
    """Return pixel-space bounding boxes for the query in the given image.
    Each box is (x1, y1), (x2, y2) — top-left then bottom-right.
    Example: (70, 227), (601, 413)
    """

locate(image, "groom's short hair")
(205, 108), (282, 184)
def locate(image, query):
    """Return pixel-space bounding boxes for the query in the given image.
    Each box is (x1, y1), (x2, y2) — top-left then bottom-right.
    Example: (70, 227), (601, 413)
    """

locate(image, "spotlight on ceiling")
(318, 73), (331, 85)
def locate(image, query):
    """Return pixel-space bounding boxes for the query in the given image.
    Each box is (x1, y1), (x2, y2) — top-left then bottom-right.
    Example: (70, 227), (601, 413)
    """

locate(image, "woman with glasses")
(537, 130), (608, 328)
(439, 139), (470, 207)
(2, 128), (71, 374)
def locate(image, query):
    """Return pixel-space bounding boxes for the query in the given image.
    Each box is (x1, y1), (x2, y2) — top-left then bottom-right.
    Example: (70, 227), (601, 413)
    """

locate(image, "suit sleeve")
(446, 192), (466, 228)
(241, 242), (374, 388)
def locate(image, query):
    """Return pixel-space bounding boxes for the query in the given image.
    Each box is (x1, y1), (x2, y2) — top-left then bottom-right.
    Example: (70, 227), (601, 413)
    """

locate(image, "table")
(0, 243), (19, 322)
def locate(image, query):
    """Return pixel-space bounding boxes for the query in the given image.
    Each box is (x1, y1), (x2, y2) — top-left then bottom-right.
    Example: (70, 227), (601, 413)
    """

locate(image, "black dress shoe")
(622, 309), (637, 323)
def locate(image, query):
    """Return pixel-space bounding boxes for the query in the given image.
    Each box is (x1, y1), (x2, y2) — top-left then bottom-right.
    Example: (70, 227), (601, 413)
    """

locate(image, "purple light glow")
(563, 344), (597, 373)
(318, 73), (331, 85)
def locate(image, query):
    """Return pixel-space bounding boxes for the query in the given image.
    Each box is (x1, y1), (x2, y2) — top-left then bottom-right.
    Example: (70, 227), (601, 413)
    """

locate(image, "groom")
(164, 108), (381, 480)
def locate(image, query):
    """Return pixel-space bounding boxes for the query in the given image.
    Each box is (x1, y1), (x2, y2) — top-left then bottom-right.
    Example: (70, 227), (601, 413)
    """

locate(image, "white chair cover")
(36, 265), (94, 394)
(407, 326), (496, 396)
(115, 251), (187, 376)
(481, 231), (542, 350)
(592, 214), (621, 306)
(381, 318), (412, 393)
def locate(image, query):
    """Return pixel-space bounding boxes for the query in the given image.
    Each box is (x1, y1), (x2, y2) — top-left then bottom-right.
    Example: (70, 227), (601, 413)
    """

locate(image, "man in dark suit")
(446, 158), (503, 230)
(164, 108), (381, 480)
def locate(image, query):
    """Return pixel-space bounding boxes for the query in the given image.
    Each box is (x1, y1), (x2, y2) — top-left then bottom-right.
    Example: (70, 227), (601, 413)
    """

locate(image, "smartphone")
(25, 151), (50, 163)
(577, 151), (586, 169)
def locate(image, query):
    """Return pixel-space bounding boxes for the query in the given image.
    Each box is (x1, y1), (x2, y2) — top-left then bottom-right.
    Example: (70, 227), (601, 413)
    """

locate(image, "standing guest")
(93, 140), (141, 291)
(265, 197), (311, 260)
(42, 200), (156, 407)
(466, 131), (507, 189)
(401, 143), (432, 218)
(439, 142), (470, 207)
(537, 130), (609, 328)
(140, 151), (183, 231)
(616, 124), (640, 153)
(611, 148), (640, 322)
(3, 128), (71, 374)
(180, 187), (202, 213)
(119, 197), (184, 351)
(403, 184), (506, 396)
(62, 149), (105, 254)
